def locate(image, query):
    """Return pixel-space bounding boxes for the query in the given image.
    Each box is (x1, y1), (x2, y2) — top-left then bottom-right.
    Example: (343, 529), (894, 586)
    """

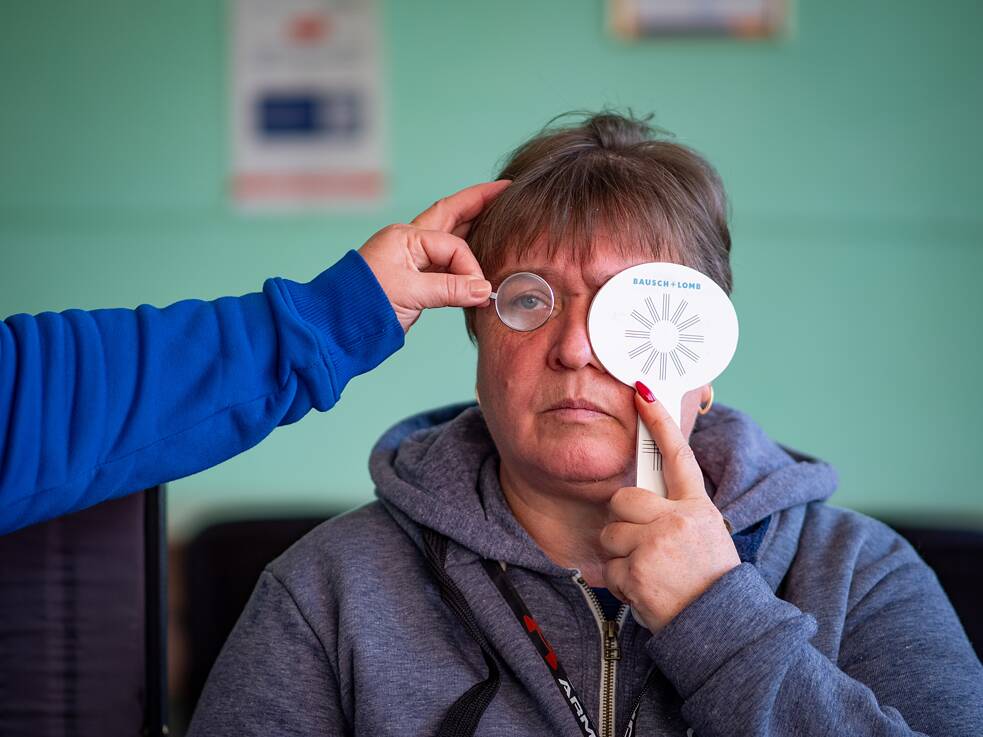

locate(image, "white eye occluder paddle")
(588, 263), (739, 496)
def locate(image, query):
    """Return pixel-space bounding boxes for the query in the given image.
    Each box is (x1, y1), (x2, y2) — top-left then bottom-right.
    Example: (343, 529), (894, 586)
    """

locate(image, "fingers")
(608, 485), (667, 524)
(409, 228), (493, 307)
(600, 520), (646, 558)
(411, 180), (511, 233)
(356, 181), (507, 330)
(410, 228), (484, 279)
(603, 556), (630, 604)
(634, 386), (705, 501)
(414, 271), (492, 309)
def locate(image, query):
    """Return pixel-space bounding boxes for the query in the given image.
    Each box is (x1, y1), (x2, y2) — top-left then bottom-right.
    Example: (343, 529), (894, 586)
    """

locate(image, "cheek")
(476, 317), (547, 387)
(476, 337), (539, 414)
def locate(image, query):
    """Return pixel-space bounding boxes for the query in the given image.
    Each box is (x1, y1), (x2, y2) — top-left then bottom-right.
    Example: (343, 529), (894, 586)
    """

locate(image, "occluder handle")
(634, 393), (681, 496)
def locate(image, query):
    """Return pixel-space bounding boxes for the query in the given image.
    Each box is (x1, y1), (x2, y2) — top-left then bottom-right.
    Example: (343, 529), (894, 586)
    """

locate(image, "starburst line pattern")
(645, 296), (659, 323)
(631, 310), (653, 329)
(642, 349), (658, 375)
(624, 294), (705, 379)
(677, 344), (699, 362)
(676, 315), (700, 331)
(670, 351), (685, 376)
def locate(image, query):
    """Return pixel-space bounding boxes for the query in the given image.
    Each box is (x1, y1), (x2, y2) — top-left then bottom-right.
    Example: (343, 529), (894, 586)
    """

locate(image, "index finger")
(411, 180), (511, 233)
(634, 386), (706, 501)
(411, 229), (483, 278)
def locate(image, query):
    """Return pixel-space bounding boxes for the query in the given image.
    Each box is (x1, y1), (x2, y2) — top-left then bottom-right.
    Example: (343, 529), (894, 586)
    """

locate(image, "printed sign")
(230, 0), (385, 209)
(609, 0), (786, 38)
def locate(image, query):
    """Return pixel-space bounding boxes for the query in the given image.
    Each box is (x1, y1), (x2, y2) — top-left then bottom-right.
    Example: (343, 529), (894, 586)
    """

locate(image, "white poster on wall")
(230, 0), (385, 209)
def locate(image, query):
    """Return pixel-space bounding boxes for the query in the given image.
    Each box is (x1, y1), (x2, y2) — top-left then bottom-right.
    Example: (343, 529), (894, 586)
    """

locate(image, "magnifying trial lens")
(489, 272), (555, 331)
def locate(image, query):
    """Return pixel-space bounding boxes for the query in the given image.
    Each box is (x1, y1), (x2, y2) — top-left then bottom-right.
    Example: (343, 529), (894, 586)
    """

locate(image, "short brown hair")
(464, 111), (733, 341)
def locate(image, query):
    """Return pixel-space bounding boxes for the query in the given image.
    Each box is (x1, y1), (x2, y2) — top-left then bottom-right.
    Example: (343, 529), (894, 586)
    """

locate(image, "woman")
(188, 113), (983, 736)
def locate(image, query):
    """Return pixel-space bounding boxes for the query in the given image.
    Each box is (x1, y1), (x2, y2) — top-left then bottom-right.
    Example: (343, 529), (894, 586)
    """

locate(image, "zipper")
(575, 575), (628, 737)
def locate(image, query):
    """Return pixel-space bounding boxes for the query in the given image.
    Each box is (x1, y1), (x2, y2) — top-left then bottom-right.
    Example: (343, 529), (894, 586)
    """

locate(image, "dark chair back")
(0, 487), (167, 737)
(890, 523), (983, 655)
(181, 516), (329, 717)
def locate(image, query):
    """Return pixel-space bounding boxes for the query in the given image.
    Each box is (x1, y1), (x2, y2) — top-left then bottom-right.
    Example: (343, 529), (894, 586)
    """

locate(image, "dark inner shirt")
(590, 587), (623, 620)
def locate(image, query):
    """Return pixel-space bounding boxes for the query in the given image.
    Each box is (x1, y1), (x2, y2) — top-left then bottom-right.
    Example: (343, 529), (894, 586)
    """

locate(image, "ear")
(699, 384), (714, 414)
(679, 386), (705, 439)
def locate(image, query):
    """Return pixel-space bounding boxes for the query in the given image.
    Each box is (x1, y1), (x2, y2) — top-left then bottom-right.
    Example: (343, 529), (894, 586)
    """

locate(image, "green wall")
(2, 1), (981, 538)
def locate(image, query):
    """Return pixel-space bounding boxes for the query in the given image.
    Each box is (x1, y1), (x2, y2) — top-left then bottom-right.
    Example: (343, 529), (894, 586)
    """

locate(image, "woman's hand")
(600, 387), (740, 632)
(358, 180), (509, 332)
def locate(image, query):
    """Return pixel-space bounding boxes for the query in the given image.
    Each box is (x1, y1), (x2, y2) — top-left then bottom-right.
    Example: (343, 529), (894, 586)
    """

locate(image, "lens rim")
(493, 271), (555, 332)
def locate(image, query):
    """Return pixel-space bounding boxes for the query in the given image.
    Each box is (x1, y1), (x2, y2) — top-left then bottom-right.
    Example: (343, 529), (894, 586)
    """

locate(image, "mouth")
(543, 399), (613, 422)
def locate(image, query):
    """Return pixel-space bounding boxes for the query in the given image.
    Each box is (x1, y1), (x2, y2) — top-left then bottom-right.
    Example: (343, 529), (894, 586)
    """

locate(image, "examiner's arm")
(0, 251), (400, 535)
(0, 180), (508, 534)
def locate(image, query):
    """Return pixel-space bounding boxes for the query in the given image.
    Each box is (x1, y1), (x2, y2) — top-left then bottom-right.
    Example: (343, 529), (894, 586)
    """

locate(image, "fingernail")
(634, 381), (655, 403)
(469, 279), (491, 299)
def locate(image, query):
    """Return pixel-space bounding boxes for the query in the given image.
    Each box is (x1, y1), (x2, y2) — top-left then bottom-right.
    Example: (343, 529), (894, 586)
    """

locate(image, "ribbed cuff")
(283, 250), (404, 391)
(645, 563), (805, 699)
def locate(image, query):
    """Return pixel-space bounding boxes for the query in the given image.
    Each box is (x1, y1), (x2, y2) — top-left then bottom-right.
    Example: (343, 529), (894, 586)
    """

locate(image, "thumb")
(413, 272), (492, 309)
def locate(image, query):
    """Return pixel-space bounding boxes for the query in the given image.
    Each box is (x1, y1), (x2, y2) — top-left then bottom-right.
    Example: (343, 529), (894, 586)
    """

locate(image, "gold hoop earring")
(698, 386), (714, 415)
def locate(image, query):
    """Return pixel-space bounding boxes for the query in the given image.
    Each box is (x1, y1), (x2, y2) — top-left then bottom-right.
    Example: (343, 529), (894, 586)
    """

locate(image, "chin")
(530, 438), (632, 487)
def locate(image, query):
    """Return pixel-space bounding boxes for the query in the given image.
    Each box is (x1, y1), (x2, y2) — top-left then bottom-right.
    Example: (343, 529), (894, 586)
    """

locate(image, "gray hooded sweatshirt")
(188, 403), (983, 736)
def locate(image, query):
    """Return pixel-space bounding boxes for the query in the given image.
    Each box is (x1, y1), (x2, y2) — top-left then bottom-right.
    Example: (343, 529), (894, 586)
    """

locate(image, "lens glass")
(494, 272), (554, 331)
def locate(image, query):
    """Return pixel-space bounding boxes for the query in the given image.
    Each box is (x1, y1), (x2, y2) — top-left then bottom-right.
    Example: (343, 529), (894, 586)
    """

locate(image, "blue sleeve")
(0, 250), (404, 534)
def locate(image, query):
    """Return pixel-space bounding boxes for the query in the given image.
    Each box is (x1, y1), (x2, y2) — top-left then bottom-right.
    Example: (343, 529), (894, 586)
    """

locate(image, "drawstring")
(422, 529), (500, 737)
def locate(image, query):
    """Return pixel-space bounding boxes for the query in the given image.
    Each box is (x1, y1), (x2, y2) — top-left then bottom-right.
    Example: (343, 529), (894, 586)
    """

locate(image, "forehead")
(489, 241), (658, 292)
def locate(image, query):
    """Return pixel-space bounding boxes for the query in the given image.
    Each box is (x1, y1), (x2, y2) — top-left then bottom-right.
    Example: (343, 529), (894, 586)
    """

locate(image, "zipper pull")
(604, 620), (621, 662)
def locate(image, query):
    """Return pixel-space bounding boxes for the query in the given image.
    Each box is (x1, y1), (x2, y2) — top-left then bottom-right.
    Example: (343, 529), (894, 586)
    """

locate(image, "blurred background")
(1, 1), (980, 734)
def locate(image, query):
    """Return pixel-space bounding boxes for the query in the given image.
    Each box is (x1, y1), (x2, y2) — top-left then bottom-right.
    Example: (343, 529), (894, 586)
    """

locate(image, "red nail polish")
(634, 381), (655, 403)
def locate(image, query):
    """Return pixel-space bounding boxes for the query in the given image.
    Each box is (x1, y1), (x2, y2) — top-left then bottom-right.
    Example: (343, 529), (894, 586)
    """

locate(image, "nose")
(546, 298), (604, 372)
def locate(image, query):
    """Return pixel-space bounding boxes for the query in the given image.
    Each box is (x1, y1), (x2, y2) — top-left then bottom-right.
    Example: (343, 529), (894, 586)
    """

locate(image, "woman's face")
(475, 238), (706, 502)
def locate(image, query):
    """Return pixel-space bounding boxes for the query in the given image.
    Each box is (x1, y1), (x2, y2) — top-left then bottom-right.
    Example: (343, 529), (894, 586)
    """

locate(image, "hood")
(370, 402), (838, 575)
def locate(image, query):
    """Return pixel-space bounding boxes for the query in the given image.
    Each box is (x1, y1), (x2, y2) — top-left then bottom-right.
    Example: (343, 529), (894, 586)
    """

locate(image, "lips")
(544, 398), (612, 416)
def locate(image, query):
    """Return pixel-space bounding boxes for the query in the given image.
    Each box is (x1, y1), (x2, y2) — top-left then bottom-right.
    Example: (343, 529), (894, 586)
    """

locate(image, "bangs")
(472, 149), (688, 279)
(463, 111), (732, 342)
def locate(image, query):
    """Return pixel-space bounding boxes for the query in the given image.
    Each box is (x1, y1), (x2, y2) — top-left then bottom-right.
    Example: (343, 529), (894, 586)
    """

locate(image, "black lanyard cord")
(481, 559), (659, 737)
(423, 529), (500, 737)
(481, 559), (604, 737)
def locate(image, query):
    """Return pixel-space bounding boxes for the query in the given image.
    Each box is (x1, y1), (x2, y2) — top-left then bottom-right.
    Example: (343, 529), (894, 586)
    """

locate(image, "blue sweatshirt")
(0, 250), (404, 535)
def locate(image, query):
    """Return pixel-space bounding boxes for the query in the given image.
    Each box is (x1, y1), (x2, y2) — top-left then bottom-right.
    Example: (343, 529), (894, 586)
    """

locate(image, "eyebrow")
(494, 265), (562, 282)
(493, 264), (620, 291)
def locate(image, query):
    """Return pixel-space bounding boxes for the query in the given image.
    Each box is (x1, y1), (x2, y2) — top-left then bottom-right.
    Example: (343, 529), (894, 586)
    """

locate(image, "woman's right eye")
(511, 292), (548, 310)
